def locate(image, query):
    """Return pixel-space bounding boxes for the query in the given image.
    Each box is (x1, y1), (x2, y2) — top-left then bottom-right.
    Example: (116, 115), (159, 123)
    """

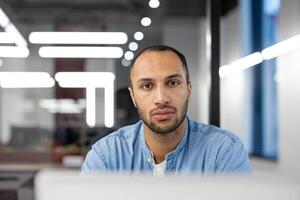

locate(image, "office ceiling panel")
(0, 0), (237, 46)
(0, 0), (237, 23)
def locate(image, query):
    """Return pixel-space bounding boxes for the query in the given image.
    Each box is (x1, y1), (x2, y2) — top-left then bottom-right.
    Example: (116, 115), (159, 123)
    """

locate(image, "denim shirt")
(81, 118), (251, 174)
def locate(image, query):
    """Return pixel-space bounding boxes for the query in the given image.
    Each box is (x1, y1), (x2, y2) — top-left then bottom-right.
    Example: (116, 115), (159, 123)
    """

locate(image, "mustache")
(150, 104), (176, 115)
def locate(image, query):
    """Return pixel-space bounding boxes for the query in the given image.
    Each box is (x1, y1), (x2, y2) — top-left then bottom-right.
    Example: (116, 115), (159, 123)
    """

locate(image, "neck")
(144, 119), (187, 164)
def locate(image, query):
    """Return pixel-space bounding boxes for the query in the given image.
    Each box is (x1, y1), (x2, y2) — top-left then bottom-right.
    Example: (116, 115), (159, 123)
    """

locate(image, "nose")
(154, 85), (170, 106)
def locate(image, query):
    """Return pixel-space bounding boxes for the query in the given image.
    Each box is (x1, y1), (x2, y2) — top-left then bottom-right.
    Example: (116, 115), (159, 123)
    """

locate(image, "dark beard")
(136, 101), (188, 134)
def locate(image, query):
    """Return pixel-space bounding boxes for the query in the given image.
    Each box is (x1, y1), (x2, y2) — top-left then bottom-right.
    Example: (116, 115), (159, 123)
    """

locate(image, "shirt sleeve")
(215, 137), (252, 174)
(81, 144), (108, 172)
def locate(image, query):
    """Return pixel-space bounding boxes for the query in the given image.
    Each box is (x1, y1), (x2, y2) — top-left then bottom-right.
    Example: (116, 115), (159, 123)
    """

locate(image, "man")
(81, 45), (251, 175)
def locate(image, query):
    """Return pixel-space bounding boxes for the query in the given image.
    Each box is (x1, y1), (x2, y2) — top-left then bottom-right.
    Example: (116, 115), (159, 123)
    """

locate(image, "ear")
(187, 81), (192, 102)
(128, 87), (137, 108)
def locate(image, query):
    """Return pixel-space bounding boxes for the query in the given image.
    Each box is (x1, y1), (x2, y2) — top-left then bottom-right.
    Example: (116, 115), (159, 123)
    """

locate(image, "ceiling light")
(124, 51), (134, 60)
(134, 31), (144, 41)
(0, 8), (10, 27)
(39, 99), (85, 114)
(129, 42), (138, 51)
(0, 8), (28, 48)
(0, 46), (29, 58)
(5, 24), (28, 47)
(39, 46), (123, 58)
(149, 0), (160, 8)
(55, 72), (116, 128)
(0, 33), (15, 43)
(86, 87), (96, 127)
(55, 72), (115, 88)
(219, 34), (300, 78)
(219, 52), (263, 78)
(29, 32), (128, 44)
(0, 72), (55, 88)
(261, 34), (300, 60)
(141, 17), (151, 26)
(121, 58), (131, 67)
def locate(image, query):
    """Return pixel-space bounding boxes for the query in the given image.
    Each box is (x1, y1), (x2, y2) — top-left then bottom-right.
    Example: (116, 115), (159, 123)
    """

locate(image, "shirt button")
(147, 157), (152, 163)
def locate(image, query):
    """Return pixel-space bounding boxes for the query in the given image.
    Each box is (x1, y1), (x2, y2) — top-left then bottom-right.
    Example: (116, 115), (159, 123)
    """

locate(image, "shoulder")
(188, 118), (240, 145)
(187, 118), (251, 173)
(92, 121), (143, 150)
(81, 121), (143, 172)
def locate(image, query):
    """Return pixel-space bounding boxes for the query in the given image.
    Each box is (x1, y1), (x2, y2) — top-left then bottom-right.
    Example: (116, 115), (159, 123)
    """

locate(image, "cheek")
(134, 95), (149, 110)
(175, 89), (189, 99)
(133, 90), (154, 104)
(174, 91), (189, 106)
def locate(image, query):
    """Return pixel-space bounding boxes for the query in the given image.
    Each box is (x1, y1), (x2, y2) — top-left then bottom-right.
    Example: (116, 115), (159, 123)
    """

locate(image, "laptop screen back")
(35, 170), (300, 200)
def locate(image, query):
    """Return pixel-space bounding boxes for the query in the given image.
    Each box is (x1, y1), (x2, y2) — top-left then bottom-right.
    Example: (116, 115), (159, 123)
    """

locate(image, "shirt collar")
(139, 117), (190, 160)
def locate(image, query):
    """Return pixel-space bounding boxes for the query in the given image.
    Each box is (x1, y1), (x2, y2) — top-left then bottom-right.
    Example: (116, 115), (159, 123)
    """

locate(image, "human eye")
(167, 79), (181, 87)
(140, 82), (153, 90)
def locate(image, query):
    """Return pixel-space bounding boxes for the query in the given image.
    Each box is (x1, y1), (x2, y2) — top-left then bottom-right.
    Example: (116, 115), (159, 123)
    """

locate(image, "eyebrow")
(165, 73), (184, 80)
(136, 78), (154, 84)
(136, 73), (184, 84)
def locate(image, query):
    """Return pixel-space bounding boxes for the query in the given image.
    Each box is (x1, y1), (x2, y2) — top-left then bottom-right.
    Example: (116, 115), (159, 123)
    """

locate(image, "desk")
(0, 146), (86, 168)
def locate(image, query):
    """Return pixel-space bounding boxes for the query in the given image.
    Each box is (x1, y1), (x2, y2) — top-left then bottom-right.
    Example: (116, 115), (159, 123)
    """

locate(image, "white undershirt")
(153, 160), (166, 176)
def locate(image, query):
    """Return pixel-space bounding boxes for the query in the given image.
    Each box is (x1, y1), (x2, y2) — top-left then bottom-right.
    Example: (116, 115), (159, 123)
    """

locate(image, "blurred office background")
(0, 0), (300, 199)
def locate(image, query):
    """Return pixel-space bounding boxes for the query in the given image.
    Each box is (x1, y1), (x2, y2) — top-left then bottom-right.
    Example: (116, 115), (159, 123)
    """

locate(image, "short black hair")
(130, 45), (190, 85)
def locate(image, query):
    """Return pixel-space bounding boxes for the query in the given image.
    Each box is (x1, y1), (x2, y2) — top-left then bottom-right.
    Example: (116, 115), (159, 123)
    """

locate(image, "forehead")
(131, 51), (185, 81)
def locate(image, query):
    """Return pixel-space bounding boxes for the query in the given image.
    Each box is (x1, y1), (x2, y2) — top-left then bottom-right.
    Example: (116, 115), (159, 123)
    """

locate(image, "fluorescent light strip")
(0, 8), (29, 56)
(262, 34), (300, 60)
(0, 8), (10, 27)
(0, 72), (55, 88)
(47, 108), (81, 114)
(55, 72), (115, 87)
(86, 87), (96, 127)
(29, 32), (128, 44)
(39, 46), (123, 58)
(104, 81), (114, 128)
(5, 24), (28, 47)
(0, 46), (29, 58)
(220, 34), (300, 78)
(0, 33), (16, 43)
(219, 52), (263, 77)
(55, 72), (115, 128)
(39, 99), (84, 114)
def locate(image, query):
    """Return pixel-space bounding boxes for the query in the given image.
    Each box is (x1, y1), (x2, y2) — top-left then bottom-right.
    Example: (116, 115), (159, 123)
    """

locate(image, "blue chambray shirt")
(81, 118), (251, 174)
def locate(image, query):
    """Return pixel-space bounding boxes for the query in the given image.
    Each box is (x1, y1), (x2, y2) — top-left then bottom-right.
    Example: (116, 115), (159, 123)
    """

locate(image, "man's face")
(129, 51), (191, 134)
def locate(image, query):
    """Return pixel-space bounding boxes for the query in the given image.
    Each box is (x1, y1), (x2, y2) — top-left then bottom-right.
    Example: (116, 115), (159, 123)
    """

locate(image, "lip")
(151, 109), (175, 121)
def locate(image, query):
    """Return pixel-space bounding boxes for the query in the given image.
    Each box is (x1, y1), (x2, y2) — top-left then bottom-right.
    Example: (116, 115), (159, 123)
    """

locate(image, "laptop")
(35, 169), (300, 200)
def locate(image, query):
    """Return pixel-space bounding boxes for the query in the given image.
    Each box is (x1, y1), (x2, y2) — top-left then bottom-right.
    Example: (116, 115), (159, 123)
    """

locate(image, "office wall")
(220, 7), (248, 147)
(278, 0), (300, 176)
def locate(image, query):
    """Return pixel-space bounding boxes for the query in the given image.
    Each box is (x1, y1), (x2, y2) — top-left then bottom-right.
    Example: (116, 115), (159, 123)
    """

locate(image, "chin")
(150, 122), (180, 134)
